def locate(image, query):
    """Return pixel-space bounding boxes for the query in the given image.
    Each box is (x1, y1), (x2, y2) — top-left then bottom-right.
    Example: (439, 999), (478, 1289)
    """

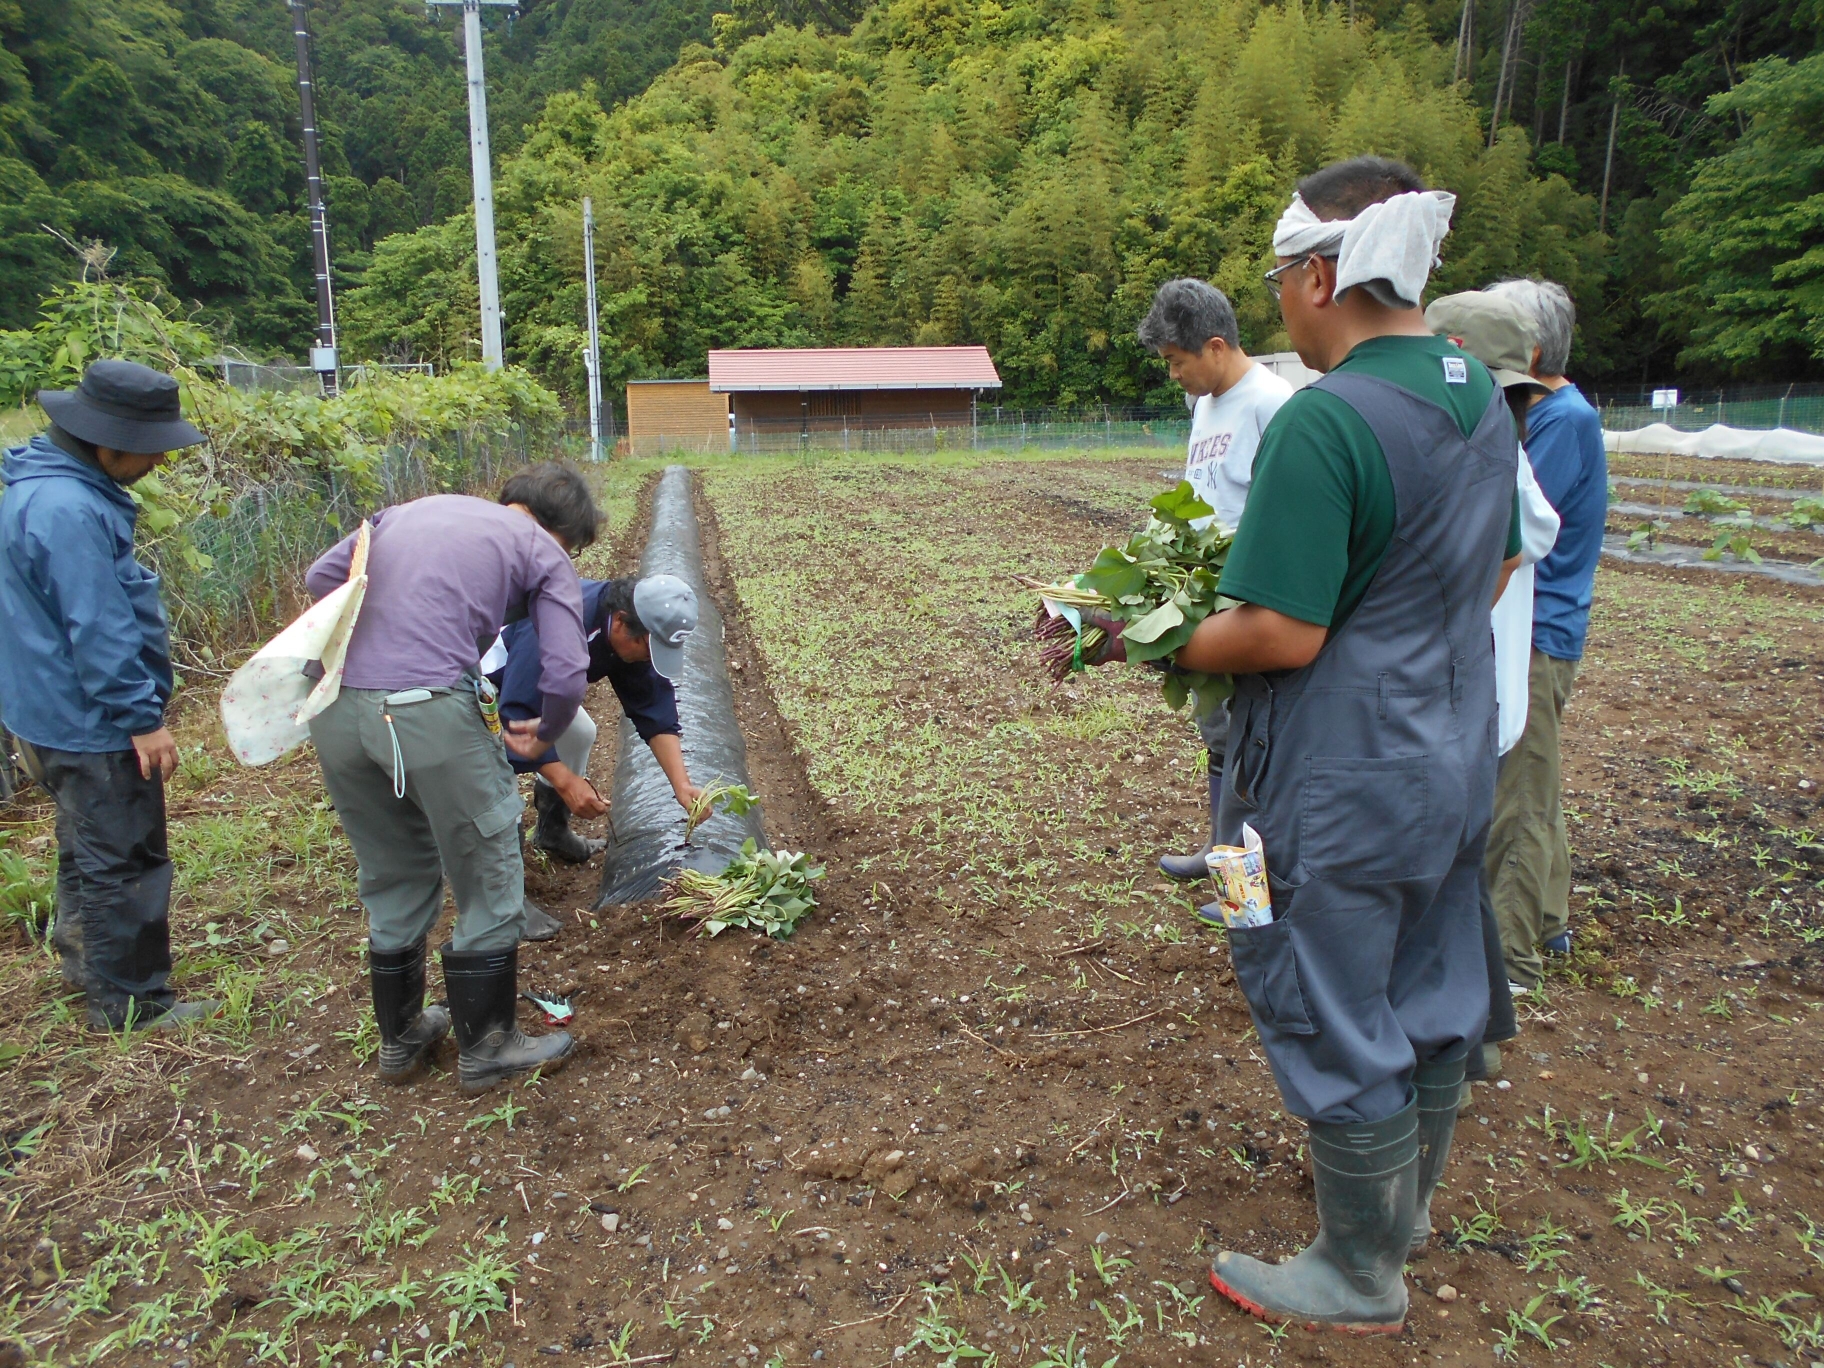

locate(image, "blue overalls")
(1218, 373), (1516, 1126)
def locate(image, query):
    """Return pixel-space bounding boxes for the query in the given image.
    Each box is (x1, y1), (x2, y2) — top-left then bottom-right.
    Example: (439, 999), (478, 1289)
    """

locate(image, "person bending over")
(304, 462), (595, 1093)
(487, 574), (702, 869)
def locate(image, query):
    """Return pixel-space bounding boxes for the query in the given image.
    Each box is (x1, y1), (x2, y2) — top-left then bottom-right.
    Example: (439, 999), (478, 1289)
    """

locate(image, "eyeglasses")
(1264, 254), (1329, 300)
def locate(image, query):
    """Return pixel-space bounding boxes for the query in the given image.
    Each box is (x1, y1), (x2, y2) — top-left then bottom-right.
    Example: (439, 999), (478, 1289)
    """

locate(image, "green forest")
(3, 0), (1821, 408)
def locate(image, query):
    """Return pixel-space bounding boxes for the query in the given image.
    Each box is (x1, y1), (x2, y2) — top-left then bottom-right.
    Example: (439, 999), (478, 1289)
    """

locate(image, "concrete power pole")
(582, 197), (603, 462)
(288, 0), (338, 395)
(427, 0), (516, 370)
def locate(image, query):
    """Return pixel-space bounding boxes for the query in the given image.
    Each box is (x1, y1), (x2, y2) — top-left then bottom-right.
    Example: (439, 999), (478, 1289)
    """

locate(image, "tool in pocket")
(381, 689), (436, 798)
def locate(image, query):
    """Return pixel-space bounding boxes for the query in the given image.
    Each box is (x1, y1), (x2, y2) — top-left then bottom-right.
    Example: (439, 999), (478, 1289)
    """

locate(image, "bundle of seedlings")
(1017, 481), (1235, 715)
(683, 779), (760, 844)
(663, 839), (822, 939)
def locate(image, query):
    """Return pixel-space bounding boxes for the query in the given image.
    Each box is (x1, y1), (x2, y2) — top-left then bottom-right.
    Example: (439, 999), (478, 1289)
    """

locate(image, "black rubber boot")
(532, 779), (605, 864)
(50, 908), (84, 991)
(370, 940), (451, 1084)
(441, 942), (574, 1094)
(1210, 1096), (1418, 1335)
(1409, 1046), (1469, 1254)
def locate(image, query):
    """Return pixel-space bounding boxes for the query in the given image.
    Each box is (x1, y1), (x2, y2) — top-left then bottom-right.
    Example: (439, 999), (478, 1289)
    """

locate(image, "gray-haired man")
(1136, 279), (1292, 900)
(1481, 278), (1606, 987)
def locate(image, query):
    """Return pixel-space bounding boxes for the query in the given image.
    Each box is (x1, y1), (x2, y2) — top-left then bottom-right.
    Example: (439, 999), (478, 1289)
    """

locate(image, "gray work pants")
(310, 687), (525, 953)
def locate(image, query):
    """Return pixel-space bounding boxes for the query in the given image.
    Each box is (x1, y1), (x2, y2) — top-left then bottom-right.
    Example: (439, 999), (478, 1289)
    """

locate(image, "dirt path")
(0, 452), (1820, 1368)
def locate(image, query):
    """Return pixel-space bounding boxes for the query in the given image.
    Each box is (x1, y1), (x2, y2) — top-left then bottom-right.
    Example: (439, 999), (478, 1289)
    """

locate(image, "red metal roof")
(707, 346), (1001, 392)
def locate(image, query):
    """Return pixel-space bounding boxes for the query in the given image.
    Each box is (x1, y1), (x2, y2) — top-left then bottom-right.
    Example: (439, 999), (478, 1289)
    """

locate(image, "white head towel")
(1271, 188), (1456, 310)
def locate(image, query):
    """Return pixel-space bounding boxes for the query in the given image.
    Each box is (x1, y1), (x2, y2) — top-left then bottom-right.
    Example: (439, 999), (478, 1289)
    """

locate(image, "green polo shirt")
(1219, 334), (1524, 630)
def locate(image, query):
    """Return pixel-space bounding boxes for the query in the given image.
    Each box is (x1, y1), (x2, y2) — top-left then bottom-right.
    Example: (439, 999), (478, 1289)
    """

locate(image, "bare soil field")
(1, 450), (1821, 1368)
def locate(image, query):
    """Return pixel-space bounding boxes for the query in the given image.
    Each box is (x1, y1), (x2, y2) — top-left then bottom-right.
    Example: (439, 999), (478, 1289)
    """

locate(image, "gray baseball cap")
(633, 574), (697, 680)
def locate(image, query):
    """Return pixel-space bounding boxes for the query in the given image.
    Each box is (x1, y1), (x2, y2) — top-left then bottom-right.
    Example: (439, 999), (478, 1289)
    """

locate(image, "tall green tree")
(1657, 54), (1824, 373)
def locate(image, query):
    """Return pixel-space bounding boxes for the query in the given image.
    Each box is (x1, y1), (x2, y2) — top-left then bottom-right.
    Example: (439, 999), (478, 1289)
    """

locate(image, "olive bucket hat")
(38, 359), (207, 454)
(1423, 291), (1547, 393)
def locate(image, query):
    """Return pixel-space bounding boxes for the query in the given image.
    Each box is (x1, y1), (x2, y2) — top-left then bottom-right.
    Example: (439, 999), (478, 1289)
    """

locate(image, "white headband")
(1271, 189), (1456, 310)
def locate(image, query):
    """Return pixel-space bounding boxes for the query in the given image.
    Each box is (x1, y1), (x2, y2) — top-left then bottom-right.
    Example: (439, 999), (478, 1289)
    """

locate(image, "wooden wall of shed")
(625, 381), (729, 456)
(730, 388), (974, 434)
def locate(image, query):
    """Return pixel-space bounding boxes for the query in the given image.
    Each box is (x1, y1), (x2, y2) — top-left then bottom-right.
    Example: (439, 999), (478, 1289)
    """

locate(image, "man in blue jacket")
(1484, 278), (1608, 988)
(0, 360), (218, 1031)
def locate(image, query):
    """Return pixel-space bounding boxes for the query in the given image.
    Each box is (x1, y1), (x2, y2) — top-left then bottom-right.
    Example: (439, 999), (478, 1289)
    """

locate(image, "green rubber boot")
(1210, 1096), (1418, 1335)
(1409, 1046), (1469, 1255)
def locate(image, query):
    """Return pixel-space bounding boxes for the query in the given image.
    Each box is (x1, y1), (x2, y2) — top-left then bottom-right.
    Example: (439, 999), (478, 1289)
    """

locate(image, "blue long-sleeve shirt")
(1525, 383), (1607, 660)
(490, 579), (680, 772)
(0, 434), (173, 752)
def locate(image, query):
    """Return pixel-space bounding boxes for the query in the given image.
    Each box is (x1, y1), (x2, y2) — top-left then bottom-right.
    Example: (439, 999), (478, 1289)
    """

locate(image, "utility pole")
(426, 0), (516, 370)
(582, 197), (603, 462)
(288, 0), (338, 395)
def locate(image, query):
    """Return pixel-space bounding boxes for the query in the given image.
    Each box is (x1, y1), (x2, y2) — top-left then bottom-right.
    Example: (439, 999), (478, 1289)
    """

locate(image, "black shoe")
(1158, 843), (1213, 881)
(370, 940), (451, 1083)
(520, 896), (563, 943)
(1210, 1097), (1418, 1334)
(532, 780), (606, 864)
(87, 999), (221, 1033)
(440, 942), (574, 1094)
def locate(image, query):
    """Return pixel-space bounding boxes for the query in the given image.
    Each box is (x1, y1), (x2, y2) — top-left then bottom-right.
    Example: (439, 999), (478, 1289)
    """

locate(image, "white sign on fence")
(1652, 388), (1680, 410)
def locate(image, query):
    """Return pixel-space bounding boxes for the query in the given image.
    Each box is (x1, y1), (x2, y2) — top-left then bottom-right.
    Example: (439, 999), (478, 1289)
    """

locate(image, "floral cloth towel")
(219, 522), (370, 766)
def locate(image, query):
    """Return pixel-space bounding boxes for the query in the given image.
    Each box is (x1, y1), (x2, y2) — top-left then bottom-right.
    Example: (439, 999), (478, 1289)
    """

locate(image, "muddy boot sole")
(1209, 1260), (1406, 1336)
(457, 1032), (575, 1094)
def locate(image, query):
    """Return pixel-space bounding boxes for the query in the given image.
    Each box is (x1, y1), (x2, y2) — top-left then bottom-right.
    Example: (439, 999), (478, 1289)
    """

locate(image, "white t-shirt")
(1493, 448), (1563, 754)
(1184, 363), (1295, 533)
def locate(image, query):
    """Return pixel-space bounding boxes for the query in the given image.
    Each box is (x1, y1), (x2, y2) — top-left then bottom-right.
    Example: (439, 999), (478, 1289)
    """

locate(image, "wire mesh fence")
(1590, 383), (1824, 435)
(153, 424), (561, 655)
(711, 406), (1194, 455)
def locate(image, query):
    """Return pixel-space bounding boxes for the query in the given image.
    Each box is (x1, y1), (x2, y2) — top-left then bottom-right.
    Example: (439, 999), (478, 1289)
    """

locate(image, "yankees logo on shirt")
(1183, 364), (1295, 534)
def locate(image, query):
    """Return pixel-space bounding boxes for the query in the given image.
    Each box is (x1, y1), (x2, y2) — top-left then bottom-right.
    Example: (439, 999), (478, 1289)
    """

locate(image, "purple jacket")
(306, 495), (587, 741)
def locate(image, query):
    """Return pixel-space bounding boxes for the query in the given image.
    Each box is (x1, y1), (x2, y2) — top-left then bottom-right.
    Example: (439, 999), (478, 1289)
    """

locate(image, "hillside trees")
(342, 0), (1607, 407)
(1657, 55), (1824, 374)
(0, 0), (718, 357)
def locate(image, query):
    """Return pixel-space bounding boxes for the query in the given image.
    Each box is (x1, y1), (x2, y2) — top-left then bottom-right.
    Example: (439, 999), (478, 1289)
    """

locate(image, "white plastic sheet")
(1605, 423), (1824, 466)
(219, 522), (371, 766)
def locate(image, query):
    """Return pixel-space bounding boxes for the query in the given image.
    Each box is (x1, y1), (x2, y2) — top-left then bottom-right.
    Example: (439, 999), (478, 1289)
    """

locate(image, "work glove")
(1079, 609), (1127, 666)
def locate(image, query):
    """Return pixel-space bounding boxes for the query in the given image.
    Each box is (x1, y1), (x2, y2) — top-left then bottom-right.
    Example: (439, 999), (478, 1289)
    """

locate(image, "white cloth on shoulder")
(1271, 189), (1456, 310)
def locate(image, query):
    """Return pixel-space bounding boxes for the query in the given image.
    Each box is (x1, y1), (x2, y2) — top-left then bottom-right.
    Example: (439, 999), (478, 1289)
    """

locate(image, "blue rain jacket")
(0, 434), (173, 751)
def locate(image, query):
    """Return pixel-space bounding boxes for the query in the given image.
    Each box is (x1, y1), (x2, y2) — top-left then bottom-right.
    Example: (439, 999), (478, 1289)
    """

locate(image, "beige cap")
(1424, 290), (1546, 392)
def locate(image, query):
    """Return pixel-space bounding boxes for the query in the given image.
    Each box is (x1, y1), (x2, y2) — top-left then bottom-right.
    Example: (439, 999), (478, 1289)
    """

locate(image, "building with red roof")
(622, 346), (1003, 454)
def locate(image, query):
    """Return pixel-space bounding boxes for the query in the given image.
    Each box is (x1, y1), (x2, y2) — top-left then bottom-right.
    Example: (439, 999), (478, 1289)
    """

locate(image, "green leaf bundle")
(1022, 481), (1236, 716)
(663, 840), (822, 940)
(682, 780), (760, 845)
